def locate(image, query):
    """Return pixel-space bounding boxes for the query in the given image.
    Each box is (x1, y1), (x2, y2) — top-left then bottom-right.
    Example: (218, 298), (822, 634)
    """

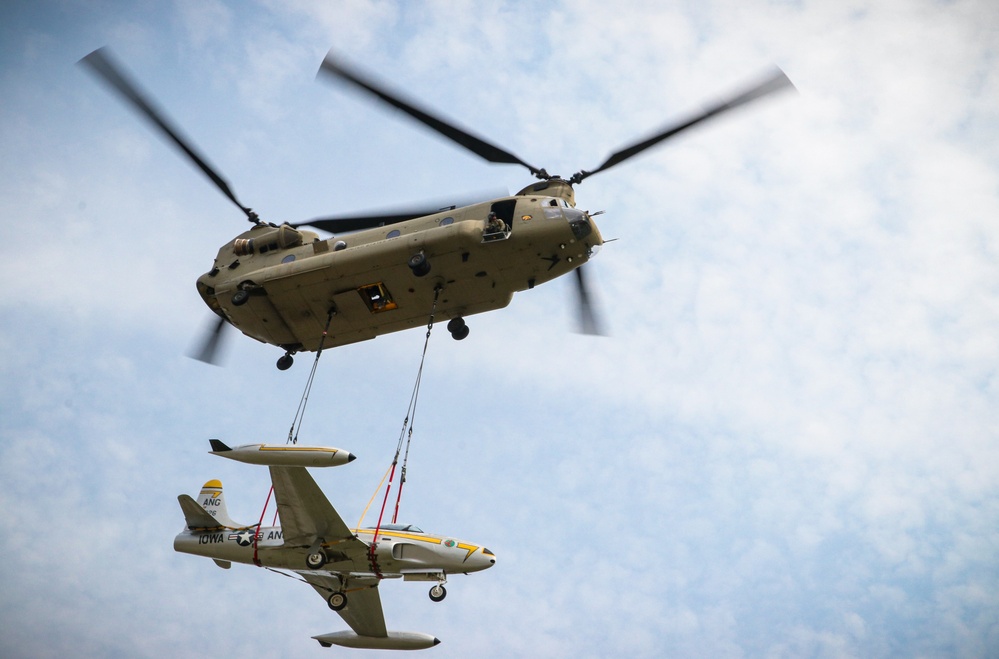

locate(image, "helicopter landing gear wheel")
(231, 289), (250, 306)
(327, 591), (347, 611)
(276, 353), (294, 370)
(305, 549), (327, 570)
(429, 584), (447, 602)
(408, 252), (431, 277)
(446, 317), (469, 341)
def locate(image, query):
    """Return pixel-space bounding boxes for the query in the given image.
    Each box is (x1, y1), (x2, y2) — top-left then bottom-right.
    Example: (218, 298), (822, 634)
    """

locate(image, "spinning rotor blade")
(319, 52), (545, 178)
(295, 210), (434, 234)
(294, 189), (507, 234)
(574, 266), (605, 336)
(188, 314), (228, 365)
(571, 69), (795, 184)
(79, 47), (259, 224)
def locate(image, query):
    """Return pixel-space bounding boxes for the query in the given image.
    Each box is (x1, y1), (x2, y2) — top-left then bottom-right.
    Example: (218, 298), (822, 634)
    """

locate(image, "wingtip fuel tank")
(209, 439), (356, 467)
(313, 631), (441, 650)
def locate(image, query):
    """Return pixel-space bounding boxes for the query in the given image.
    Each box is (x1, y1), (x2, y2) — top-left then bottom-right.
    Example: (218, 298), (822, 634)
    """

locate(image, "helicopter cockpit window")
(565, 207), (592, 239)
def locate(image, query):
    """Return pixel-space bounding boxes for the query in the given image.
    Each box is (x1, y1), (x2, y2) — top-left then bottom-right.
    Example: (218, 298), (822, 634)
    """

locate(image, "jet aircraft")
(174, 455), (495, 650)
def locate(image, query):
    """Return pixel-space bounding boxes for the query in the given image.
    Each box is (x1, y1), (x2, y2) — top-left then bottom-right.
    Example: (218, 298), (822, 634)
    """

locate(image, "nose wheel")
(429, 584), (447, 602)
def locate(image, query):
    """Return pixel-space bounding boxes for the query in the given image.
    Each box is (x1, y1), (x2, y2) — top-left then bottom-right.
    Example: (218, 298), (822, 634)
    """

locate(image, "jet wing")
(268, 466), (358, 547)
(302, 573), (388, 638)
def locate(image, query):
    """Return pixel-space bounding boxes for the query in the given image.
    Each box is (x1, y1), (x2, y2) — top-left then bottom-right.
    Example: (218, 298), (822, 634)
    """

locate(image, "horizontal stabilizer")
(178, 494), (224, 530)
(313, 631), (440, 651)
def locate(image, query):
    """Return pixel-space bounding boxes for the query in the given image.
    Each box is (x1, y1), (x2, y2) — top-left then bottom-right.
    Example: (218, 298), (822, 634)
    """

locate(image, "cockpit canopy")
(367, 523), (424, 533)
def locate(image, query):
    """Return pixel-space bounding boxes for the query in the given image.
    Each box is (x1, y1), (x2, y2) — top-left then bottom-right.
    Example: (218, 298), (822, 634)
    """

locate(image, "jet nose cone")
(347, 453), (357, 463)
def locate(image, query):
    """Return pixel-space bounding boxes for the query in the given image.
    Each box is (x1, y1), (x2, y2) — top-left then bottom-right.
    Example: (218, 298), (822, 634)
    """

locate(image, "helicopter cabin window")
(440, 216), (454, 226)
(386, 229), (401, 239)
(357, 282), (397, 313)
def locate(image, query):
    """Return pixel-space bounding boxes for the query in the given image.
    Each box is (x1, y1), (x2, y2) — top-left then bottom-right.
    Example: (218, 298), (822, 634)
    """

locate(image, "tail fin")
(179, 479), (242, 528)
(209, 439), (231, 453)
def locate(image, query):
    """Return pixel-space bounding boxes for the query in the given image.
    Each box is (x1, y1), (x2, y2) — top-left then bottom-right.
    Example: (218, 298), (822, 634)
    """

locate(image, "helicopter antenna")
(79, 47), (262, 225)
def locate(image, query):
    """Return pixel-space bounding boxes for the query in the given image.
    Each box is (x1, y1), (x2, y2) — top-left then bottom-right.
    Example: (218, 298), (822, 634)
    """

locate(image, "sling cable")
(361, 286), (442, 577)
(253, 309), (337, 565)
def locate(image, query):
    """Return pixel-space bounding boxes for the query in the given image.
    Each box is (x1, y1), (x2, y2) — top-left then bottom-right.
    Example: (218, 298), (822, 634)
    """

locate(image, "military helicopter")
(81, 48), (792, 370)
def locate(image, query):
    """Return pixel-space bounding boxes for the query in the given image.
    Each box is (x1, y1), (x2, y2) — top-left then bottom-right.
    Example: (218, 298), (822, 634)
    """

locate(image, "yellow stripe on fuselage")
(353, 529), (480, 561)
(257, 446), (339, 453)
(456, 542), (477, 561)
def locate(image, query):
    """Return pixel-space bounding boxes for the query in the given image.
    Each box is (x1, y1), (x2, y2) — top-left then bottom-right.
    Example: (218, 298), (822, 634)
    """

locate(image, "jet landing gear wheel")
(276, 352), (294, 370)
(327, 591), (347, 611)
(429, 584), (447, 602)
(305, 549), (327, 569)
(446, 317), (469, 341)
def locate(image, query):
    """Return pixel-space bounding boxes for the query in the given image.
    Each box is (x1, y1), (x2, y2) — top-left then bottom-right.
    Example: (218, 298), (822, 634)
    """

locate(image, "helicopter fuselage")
(197, 186), (603, 353)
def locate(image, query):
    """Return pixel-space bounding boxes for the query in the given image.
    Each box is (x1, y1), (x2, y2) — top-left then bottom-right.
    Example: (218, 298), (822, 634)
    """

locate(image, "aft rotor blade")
(318, 52), (544, 177)
(79, 47), (259, 224)
(296, 210), (433, 234)
(574, 266), (605, 336)
(188, 314), (228, 365)
(572, 69), (794, 184)
(295, 189), (507, 234)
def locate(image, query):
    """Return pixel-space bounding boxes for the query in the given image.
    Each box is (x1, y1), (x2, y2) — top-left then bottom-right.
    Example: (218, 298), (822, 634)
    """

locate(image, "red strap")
(367, 462), (397, 579)
(252, 485), (274, 566)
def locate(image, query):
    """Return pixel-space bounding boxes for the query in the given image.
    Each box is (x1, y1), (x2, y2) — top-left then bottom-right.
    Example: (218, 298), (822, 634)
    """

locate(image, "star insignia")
(229, 530), (255, 547)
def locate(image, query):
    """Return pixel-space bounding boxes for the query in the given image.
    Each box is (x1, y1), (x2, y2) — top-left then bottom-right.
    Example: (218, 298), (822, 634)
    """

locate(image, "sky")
(1, 0), (998, 657)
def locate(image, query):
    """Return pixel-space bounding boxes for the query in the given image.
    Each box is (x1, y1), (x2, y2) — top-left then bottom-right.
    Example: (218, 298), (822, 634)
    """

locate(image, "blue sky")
(2, 1), (998, 657)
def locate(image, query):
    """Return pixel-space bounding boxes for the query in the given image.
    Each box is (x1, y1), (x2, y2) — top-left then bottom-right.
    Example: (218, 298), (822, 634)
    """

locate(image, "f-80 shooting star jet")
(174, 451), (496, 650)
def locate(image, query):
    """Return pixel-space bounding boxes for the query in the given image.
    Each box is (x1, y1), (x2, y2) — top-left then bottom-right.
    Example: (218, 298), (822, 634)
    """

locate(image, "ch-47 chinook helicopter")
(81, 47), (793, 370)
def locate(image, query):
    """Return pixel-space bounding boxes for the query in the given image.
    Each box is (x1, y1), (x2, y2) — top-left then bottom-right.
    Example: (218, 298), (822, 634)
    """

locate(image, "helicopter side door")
(483, 199), (515, 242)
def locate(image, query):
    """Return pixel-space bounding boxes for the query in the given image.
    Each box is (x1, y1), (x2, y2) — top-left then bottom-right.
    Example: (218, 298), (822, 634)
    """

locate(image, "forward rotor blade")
(79, 47), (259, 224)
(573, 68), (795, 184)
(574, 266), (605, 336)
(188, 314), (228, 365)
(318, 51), (544, 177)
